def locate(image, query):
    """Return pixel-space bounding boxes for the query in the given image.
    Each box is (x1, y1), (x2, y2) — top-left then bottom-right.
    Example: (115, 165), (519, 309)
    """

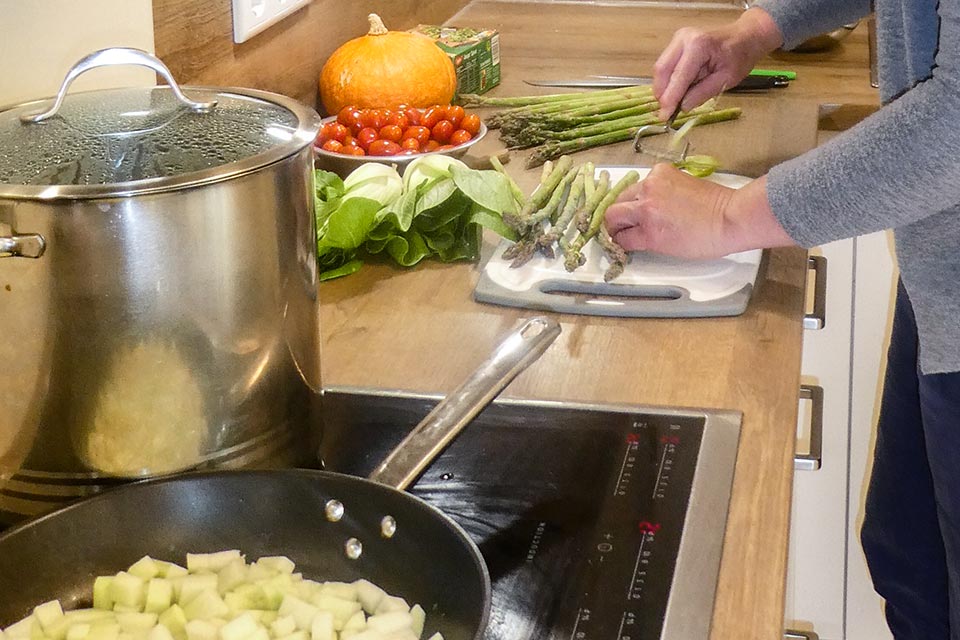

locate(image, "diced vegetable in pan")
(2, 553), (440, 640)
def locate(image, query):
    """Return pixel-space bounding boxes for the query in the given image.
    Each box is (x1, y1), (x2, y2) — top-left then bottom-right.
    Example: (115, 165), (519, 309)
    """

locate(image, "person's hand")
(604, 164), (796, 260)
(653, 7), (784, 120)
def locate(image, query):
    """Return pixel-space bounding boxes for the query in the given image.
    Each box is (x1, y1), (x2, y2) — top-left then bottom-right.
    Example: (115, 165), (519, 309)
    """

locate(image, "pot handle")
(20, 47), (217, 124)
(368, 316), (562, 491)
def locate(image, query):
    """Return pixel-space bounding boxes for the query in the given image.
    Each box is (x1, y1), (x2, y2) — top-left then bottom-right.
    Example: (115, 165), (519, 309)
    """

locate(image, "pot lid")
(0, 48), (321, 200)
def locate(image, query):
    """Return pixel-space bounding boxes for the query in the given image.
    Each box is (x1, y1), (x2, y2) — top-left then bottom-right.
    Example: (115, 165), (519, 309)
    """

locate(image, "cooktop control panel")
(321, 389), (741, 640)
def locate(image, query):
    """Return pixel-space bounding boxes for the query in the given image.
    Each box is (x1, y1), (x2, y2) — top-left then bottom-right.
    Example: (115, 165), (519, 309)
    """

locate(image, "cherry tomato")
(460, 113), (481, 136)
(400, 137), (421, 152)
(445, 105), (465, 129)
(424, 139), (442, 152)
(356, 127), (379, 150)
(343, 145), (366, 156)
(321, 139), (344, 153)
(404, 107), (422, 126)
(358, 109), (384, 130)
(449, 129), (473, 147)
(402, 125), (431, 147)
(329, 123), (349, 143)
(397, 149), (418, 156)
(342, 135), (358, 148)
(431, 120), (454, 144)
(435, 144), (455, 151)
(379, 124), (404, 143)
(385, 111), (410, 130)
(316, 121), (338, 144)
(368, 139), (402, 156)
(336, 106), (361, 129)
(421, 106), (446, 130)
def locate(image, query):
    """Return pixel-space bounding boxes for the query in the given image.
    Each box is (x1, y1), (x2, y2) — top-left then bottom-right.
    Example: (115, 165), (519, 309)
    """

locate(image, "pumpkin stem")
(367, 13), (388, 36)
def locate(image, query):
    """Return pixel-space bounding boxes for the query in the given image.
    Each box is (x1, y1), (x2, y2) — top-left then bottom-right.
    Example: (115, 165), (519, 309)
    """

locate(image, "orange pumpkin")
(319, 14), (458, 115)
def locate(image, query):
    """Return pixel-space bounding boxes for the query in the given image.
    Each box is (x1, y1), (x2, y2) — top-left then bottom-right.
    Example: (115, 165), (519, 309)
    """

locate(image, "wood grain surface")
(153, 1), (877, 637)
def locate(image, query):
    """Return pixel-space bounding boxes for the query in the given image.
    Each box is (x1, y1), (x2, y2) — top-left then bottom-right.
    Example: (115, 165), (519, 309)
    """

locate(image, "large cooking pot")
(0, 317), (563, 640)
(0, 48), (323, 523)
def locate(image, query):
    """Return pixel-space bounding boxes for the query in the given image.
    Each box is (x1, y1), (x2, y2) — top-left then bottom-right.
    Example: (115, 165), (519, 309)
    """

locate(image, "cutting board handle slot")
(540, 280), (685, 301)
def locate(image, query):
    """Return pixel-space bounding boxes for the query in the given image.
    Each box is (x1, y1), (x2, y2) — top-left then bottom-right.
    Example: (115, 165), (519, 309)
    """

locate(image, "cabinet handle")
(785, 631), (820, 640)
(795, 384), (823, 471)
(803, 255), (827, 330)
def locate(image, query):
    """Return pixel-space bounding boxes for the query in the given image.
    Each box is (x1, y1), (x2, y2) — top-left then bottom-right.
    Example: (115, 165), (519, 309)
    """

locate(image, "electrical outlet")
(231, 0), (310, 44)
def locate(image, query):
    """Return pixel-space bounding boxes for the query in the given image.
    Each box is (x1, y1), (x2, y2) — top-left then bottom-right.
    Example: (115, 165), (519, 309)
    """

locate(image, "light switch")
(231, 0), (310, 44)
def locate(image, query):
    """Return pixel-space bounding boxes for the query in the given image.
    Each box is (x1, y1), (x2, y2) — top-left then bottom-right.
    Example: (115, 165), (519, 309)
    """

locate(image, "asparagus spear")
(502, 155), (574, 232)
(563, 170), (640, 272)
(560, 170), (610, 256)
(524, 163), (580, 232)
(486, 90), (654, 128)
(535, 164), (591, 257)
(525, 108), (742, 168)
(596, 225), (629, 282)
(460, 85), (653, 108)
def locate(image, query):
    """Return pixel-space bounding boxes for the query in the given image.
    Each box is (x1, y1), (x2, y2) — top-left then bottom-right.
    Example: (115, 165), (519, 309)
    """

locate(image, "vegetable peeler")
(633, 102), (689, 163)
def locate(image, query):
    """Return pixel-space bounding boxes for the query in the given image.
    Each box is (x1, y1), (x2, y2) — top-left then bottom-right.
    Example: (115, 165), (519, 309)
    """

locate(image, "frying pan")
(0, 316), (562, 640)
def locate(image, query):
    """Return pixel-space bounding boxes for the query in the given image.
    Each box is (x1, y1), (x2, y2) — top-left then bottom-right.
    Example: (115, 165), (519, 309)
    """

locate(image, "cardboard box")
(411, 25), (501, 96)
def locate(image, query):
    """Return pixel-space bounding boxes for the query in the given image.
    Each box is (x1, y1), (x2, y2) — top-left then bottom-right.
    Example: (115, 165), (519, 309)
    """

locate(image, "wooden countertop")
(319, 2), (869, 638)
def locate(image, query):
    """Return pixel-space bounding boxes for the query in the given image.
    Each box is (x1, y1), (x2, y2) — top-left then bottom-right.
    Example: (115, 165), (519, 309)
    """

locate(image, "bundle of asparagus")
(500, 155), (638, 282)
(460, 86), (741, 168)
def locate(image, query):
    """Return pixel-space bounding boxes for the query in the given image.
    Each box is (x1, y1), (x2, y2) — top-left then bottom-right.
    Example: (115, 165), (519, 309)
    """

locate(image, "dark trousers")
(861, 280), (960, 639)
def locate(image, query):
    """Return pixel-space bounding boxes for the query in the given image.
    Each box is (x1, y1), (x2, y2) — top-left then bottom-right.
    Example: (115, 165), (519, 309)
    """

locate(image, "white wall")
(0, 0), (155, 106)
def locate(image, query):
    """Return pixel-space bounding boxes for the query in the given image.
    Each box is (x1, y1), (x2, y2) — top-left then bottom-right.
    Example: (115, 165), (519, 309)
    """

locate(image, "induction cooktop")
(319, 388), (741, 640)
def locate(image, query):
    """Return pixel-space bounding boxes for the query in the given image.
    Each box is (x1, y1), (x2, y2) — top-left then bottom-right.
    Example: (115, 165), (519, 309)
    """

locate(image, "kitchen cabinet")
(784, 232), (897, 640)
(786, 239), (853, 640)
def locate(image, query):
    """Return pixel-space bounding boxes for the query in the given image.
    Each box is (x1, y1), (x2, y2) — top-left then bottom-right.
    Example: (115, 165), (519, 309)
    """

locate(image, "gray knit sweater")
(753, 0), (960, 374)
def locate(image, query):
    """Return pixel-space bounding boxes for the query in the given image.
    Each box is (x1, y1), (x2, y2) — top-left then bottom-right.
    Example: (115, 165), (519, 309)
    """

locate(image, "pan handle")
(368, 316), (562, 491)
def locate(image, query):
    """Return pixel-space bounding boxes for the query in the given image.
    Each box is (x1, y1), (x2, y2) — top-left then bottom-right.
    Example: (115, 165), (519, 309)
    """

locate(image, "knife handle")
(728, 74), (789, 92)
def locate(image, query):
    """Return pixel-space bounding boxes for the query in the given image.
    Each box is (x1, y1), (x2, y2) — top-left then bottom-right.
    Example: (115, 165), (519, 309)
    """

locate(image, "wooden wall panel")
(153, 0), (470, 112)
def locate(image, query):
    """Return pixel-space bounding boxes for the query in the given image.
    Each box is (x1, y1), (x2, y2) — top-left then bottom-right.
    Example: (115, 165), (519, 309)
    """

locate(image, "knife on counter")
(524, 73), (790, 91)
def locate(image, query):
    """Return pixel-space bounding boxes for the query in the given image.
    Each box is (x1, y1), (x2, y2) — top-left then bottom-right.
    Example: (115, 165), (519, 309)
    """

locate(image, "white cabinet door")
(845, 231), (897, 640)
(785, 239), (854, 640)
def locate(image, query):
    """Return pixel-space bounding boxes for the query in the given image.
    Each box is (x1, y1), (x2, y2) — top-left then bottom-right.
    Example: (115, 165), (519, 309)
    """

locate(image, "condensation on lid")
(0, 86), (305, 187)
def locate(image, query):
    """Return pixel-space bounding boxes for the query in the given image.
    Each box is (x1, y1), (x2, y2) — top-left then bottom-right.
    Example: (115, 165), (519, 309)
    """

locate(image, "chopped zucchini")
(127, 558), (161, 581)
(186, 552), (242, 575)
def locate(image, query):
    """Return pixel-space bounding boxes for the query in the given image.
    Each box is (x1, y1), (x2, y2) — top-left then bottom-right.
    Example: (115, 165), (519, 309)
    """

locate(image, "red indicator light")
(638, 521), (662, 535)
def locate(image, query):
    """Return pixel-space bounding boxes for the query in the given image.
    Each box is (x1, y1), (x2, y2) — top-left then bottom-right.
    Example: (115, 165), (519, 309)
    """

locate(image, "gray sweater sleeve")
(756, 2), (960, 248)
(752, 0), (870, 50)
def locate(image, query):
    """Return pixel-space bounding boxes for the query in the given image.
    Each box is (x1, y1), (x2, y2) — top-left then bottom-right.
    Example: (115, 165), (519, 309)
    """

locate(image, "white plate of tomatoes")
(314, 104), (486, 160)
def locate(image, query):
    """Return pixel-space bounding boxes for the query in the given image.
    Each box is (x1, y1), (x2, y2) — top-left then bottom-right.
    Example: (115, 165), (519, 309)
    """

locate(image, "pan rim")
(0, 467), (492, 640)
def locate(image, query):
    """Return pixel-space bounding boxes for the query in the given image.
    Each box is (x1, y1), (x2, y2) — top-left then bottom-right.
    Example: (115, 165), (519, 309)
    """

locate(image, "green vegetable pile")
(313, 156), (519, 281)
(502, 155), (639, 282)
(460, 86), (740, 169)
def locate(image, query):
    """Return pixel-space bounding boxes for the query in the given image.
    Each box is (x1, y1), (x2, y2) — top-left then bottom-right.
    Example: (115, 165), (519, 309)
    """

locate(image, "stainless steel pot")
(0, 48), (324, 524)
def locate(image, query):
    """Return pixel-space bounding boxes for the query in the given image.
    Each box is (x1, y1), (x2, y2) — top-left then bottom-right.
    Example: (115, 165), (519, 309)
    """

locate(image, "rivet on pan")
(345, 537), (363, 560)
(380, 515), (397, 538)
(325, 499), (344, 522)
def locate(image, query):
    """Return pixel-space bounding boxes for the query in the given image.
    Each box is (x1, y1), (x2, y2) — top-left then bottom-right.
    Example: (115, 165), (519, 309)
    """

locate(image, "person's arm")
(605, 166), (794, 260)
(654, 0), (871, 120)
(654, 8), (783, 120)
(766, 3), (960, 246)
(752, 0), (870, 51)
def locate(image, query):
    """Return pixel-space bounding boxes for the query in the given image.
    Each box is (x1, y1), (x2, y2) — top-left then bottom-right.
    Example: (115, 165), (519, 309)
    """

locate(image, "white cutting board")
(474, 167), (764, 318)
